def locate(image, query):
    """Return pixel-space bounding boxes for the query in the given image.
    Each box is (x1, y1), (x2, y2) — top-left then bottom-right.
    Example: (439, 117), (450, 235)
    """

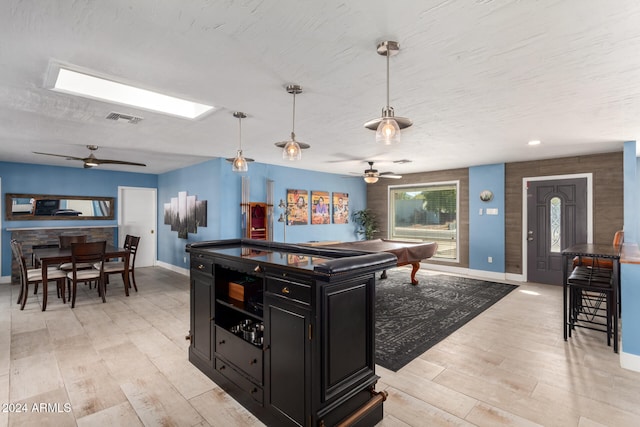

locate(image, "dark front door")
(527, 178), (588, 285)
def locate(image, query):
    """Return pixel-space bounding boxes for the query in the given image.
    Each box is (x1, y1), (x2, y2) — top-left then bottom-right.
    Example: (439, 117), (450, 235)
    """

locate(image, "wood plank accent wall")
(505, 152), (623, 275)
(365, 152), (622, 276)
(366, 168), (470, 268)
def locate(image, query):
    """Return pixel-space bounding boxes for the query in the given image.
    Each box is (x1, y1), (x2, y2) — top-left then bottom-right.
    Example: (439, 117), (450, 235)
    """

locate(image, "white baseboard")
(620, 350), (640, 373)
(421, 263), (526, 284)
(0, 275), (11, 284)
(505, 272), (525, 282)
(156, 260), (189, 276)
(467, 269), (511, 282)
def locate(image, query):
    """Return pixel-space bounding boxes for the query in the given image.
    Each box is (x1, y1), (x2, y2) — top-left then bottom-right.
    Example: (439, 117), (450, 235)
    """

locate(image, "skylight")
(52, 67), (215, 120)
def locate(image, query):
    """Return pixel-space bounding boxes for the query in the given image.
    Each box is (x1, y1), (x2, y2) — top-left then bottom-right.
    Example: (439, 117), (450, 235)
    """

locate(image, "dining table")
(33, 244), (131, 311)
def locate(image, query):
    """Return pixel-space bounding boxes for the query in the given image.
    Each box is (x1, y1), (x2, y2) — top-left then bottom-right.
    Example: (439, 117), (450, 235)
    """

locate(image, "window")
(389, 181), (459, 260)
(550, 196), (561, 253)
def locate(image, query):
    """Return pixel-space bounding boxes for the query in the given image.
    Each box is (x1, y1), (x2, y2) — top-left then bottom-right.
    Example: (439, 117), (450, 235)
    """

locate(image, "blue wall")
(157, 159), (367, 269)
(0, 161), (157, 276)
(468, 164), (505, 272)
(621, 142), (640, 357)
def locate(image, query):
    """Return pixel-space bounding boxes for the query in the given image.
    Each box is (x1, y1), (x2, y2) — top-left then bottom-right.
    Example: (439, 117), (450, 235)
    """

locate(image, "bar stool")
(564, 262), (618, 352)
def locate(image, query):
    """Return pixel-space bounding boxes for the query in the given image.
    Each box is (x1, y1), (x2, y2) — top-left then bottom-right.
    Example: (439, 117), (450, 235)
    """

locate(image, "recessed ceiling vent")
(105, 112), (143, 124)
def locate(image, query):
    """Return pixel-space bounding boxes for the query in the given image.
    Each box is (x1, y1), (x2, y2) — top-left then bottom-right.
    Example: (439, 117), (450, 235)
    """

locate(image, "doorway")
(525, 176), (591, 285)
(118, 186), (157, 268)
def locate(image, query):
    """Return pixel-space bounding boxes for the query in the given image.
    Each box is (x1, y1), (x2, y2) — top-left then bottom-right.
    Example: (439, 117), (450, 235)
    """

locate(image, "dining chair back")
(101, 235), (141, 293)
(31, 243), (59, 267)
(125, 235), (141, 291)
(59, 235), (92, 271)
(11, 239), (67, 310)
(67, 241), (107, 308)
(59, 234), (87, 248)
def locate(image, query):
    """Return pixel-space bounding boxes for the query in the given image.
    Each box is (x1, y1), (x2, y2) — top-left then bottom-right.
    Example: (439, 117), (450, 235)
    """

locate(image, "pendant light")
(364, 40), (412, 144)
(226, 111), (254, 172)
(275, 84), (310, 160)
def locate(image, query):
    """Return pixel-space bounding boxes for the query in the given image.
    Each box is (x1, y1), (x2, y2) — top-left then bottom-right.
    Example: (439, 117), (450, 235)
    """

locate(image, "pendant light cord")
(386, 49), (391, 109)
(291, 91), (296, 140)
(238, 115), (242, 150)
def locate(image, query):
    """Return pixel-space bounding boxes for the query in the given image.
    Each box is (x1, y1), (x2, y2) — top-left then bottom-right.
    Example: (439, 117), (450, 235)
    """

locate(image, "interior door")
(526, 178), (587, 285)
(118, 186), (157, 267)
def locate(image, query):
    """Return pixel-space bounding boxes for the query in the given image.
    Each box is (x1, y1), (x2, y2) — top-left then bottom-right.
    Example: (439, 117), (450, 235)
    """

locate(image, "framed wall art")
(311, 191), (330, 224)
(332, 192), (349, 224)
(287, 189), (308, 225)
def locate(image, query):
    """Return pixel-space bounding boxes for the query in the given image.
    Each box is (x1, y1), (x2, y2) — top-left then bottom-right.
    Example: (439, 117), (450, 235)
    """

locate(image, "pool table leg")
(379, 263), (421, 285)
(410, 262), (420, 285)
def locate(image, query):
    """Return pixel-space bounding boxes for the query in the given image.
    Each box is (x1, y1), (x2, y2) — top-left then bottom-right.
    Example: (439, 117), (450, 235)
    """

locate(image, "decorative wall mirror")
(5, 193), (115, 220)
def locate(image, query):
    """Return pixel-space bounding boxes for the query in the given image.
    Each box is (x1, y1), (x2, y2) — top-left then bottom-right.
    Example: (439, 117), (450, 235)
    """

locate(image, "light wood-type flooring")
(2, 266), (640, 426)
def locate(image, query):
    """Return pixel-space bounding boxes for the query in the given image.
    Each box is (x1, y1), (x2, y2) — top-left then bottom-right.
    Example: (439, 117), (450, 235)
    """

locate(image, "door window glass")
(550, 196), (561, 253)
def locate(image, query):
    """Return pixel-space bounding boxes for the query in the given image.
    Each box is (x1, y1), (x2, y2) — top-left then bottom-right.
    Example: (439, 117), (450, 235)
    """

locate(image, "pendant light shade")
(227, 111), (253, 173)
(376, 110), (401, 145)
(364, 40), (412, 143)
(232, 151), (248, 172)
(275, 84), (310, 160)
(283, 138), (302, 161)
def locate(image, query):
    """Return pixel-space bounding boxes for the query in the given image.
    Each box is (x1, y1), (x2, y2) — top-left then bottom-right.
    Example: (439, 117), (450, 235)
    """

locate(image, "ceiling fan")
(33, 145), (146, 168)
(355, 161), (402, 183)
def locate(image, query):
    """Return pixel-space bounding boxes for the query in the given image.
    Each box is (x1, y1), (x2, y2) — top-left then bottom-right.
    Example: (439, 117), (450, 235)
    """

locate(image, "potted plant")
(352, 209), (379, 240)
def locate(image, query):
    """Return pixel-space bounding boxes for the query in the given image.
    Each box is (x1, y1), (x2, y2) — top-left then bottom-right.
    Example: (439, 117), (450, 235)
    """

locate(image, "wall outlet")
(183, 256), (187, 263)
(488, 256), (493, 263)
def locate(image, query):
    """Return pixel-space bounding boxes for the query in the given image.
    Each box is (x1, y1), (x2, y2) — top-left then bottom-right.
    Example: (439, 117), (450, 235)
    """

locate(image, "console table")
(186, 238), (397, 427)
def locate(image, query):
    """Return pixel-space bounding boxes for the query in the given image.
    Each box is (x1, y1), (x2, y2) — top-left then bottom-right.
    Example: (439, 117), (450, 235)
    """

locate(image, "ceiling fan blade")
(92, 158), (147, 167)
(33, 152), (85, 161)
(225, 157), (255, 163)
(379, 172), (402, 179)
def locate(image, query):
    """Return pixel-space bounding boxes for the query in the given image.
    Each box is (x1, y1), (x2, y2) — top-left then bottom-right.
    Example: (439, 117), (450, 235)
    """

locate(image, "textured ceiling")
(1, 0), (640, 176)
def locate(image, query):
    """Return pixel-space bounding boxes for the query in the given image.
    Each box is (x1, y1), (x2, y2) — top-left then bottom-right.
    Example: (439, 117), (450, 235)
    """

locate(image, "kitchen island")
(186, 238), (397, 427)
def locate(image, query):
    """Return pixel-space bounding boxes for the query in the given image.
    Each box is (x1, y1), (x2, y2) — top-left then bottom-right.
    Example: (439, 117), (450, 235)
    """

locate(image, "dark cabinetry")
(189, 256), (214, 364)
(187, 239), (397, 426)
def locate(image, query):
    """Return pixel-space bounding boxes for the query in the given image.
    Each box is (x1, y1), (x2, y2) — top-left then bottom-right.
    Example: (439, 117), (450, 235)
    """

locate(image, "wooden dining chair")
(58, 234), (93, 272)
(11, 239), (67, 310)
(101, 235), (141, 293)
(66, 241), (107, 308)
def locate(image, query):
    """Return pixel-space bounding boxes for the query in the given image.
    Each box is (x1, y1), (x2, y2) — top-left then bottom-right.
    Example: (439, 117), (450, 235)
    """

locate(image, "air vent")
(393, 159), (412, 164)
(105, 112), (143, 124)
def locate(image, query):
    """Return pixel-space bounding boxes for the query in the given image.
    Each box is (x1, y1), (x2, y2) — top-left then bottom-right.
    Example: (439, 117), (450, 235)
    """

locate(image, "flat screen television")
(34, 199), (60, 216)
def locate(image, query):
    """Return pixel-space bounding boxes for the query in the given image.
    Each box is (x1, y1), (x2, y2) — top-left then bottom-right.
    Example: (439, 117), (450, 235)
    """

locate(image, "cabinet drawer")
(215, 358), (263, 405)
(266, 277), (311, 305)
(191, 257), (213, 274)
(215, 326), (263, 383)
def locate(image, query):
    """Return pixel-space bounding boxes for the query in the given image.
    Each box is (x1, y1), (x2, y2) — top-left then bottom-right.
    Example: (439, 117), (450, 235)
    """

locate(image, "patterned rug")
(375, 268), (517, 371)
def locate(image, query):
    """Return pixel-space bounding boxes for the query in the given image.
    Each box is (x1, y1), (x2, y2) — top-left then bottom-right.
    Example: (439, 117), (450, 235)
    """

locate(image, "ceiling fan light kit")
(275, 84), (310, 161)
(361, 161), (402, 184)
(364, 40), (413, 145)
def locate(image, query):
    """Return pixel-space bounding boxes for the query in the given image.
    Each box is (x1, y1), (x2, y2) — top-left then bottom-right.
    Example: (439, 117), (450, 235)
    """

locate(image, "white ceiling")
(2, 0), (640, 176)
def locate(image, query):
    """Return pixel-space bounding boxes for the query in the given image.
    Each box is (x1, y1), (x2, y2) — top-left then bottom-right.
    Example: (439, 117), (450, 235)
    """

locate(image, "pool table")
(317, 239), (438, 285)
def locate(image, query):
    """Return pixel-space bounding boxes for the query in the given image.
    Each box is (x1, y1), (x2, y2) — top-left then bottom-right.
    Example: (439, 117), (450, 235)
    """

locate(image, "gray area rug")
(375, 268), (517, 371)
